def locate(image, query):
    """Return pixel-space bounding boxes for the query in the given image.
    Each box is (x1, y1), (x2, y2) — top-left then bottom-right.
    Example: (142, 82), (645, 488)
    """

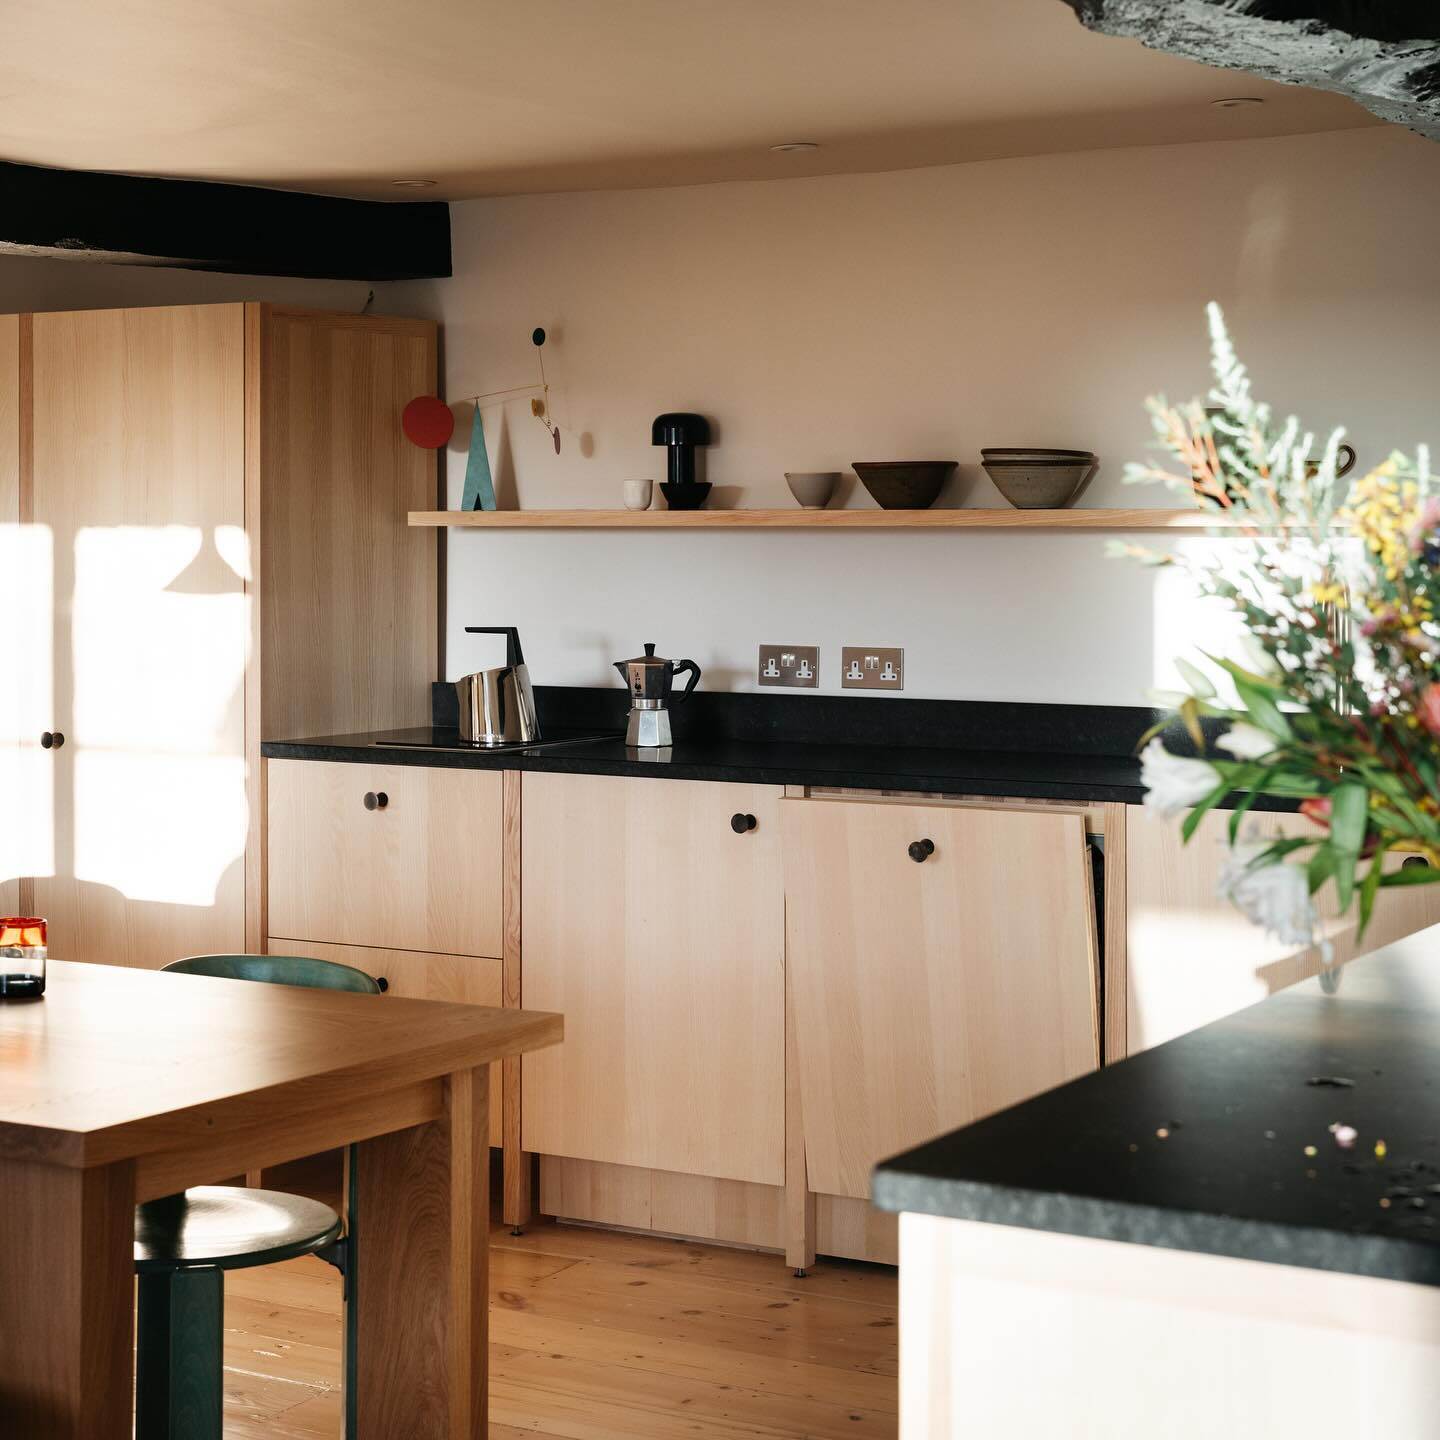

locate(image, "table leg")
(0, 1159), (135, 1439)
(355, 1066), (490, 1439)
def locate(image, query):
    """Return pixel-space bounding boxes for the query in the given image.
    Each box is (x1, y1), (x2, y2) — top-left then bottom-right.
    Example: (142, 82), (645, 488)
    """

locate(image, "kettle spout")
(613, 660), (628, 682)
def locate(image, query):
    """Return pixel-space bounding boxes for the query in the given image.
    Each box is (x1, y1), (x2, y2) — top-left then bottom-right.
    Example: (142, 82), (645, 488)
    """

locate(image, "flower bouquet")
(1123, 304), (1440, 952)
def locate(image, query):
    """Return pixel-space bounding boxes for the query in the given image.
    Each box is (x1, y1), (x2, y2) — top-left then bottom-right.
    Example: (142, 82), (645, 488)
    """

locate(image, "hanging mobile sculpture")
(403, 328), (560, 511)
(468, 327), (560, 454)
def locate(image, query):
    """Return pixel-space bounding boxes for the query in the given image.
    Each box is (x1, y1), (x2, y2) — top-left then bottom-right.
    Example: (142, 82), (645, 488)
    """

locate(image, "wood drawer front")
(782, 797), (1099, 1200)
(266, 938), (503, 1141)
(521, 772), (786, 1187)
(266, 759), (503, 956)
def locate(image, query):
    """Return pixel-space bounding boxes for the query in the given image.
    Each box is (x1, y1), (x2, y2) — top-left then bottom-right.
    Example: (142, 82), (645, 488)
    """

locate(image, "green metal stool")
(137, 953), (382, 1439)
(135, 1187), (341, 1438)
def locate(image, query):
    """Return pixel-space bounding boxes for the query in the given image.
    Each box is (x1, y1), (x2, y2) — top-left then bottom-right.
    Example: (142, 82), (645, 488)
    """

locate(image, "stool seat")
(135, 1186), (342, 1274)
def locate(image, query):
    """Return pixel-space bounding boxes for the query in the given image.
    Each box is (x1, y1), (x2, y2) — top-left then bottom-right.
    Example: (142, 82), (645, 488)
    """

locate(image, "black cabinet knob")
(40, 731), (64, 750)
(363, 791), (389, 811)
(376, 976), (390, 993)
(731, 812), (758, 834)
(1403, 854), (1432, 870)
(908, 838), (935, 863)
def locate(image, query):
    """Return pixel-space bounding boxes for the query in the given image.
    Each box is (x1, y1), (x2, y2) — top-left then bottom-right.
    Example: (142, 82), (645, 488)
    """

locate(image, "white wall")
(392, 127), (1440, 704)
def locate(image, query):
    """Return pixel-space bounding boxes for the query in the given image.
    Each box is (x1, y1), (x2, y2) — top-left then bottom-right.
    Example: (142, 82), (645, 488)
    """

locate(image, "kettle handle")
(671, 659), (702, 705)
(464, 626), (524, 668)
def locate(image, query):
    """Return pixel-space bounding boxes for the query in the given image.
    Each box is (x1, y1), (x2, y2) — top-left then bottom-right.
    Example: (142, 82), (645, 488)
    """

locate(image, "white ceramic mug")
(623, 479), (654, 511)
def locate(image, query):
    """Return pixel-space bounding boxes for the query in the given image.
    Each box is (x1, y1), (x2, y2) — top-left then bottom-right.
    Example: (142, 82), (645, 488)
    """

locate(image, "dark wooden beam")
(1058, 2), (1440, 141)
(0, 161), (450, 280)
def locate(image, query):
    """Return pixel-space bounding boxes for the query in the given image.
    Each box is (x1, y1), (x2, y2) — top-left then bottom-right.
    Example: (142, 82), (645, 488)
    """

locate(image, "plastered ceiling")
(0, 0), (1378, 199)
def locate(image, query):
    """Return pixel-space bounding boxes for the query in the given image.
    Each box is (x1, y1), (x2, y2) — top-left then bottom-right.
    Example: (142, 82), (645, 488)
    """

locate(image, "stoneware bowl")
(981, 448), (1094, 463)
(852, 461), (956, 510)
(981, 453), (1098, 509)
(785, 471), (840, 508)
(660, 481), (712, 510)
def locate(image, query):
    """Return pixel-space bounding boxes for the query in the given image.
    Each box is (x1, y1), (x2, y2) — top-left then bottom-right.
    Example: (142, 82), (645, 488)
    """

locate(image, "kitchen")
(5, 3), (1440, 1438)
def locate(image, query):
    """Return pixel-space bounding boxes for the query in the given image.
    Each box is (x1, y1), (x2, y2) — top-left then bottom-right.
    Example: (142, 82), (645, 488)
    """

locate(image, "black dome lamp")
(652, 412), (712, 511)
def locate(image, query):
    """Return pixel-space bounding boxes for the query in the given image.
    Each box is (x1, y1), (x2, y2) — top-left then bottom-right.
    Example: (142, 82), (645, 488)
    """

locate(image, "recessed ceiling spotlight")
(391, 178), (438, 188)
(1212, 97), (1264, 110)
(770, 141), (820, 154)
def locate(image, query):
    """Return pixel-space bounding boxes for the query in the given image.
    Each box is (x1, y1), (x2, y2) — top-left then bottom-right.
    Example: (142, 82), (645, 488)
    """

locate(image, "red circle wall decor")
(402, 395), (455, 449)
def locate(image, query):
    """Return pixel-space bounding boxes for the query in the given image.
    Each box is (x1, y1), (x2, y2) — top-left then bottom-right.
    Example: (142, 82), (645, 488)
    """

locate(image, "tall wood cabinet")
(1, 303), (437, 968)
(1, 313), (21, 920)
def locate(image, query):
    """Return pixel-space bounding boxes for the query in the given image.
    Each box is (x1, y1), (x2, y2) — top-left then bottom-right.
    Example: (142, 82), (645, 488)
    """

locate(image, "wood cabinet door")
(29, 305), (247, 967)
(267, 937), (504, 1139)
(521, 773), (785, 1186)
(782, 797), (1099, 1201)
(0, 313), (19, 917)
(266, 759), (504, 957)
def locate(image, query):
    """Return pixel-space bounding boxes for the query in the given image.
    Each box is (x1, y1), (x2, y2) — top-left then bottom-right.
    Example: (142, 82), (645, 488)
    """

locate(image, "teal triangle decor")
(461, 405), (497, 511)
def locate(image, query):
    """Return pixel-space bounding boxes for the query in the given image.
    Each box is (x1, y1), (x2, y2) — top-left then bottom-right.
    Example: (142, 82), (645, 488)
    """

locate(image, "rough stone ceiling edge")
(1058, 1), (1440, 142)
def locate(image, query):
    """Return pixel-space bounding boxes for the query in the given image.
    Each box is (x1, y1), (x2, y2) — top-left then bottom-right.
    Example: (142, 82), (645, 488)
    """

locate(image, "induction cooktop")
(369, 726), (617, 755)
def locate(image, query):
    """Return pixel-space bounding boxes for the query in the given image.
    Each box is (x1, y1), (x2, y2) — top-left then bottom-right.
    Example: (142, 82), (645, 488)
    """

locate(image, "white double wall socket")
(841, 647), (904, 690)
(758, 644), (819, 688)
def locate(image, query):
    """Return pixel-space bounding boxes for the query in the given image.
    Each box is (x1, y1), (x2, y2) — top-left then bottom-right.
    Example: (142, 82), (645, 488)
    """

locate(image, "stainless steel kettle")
(613, 642), (701, 747)
(457, 627), (539, 745)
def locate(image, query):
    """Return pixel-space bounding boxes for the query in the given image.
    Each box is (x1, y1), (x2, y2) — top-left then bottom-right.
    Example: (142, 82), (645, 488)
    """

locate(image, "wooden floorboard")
(219, 1172), (899, 1438)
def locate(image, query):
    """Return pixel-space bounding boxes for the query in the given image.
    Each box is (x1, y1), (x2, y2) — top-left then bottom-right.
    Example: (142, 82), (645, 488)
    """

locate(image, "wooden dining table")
(0, 959), (562, 1439)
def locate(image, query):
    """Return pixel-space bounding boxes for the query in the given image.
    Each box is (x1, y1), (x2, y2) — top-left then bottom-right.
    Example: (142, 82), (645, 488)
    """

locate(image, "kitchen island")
(874, 926), (1440, 1439)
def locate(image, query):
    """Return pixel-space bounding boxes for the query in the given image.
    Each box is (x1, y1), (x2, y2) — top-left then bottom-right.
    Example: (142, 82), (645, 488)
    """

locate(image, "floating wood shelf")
(408, 507), (1257, 531)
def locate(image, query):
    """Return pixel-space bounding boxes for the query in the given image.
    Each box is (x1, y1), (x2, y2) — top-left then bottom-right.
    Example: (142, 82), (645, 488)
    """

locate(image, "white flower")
(1234, 632), (1282, 680)
(1215, 723), (1278, 761)
(1140, 740), (1222, 820)
(1145, 688), (1191, 710)
(1218, 838), (1323, 952)
(1175, 657), (1217, 699)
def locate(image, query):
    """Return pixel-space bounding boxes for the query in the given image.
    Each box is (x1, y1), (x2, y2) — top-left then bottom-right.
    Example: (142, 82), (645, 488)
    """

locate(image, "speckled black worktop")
(874, 930), (1440, 1286)
(261, 686), (1294, 810)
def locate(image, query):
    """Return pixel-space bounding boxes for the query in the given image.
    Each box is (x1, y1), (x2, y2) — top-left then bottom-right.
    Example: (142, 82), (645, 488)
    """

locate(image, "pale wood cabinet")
(1125, 806), (1440, 1055)
(0, 313), (20, 919)
(0, 303), (437, 967)
(266, 759), (503, 957)
(266, 937), (504, 1138)
(521, 772), (786, 1186)
(782, 796), (1100, 1201)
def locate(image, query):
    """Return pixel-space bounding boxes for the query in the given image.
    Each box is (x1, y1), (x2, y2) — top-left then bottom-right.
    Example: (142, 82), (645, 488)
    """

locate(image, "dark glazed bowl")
(852, 461), (957, 510)
(660, 481), (712, 510)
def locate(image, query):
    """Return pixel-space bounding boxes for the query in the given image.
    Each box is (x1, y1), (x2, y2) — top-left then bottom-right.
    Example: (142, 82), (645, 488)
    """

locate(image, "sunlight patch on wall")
(1151, 538), (1250, 705)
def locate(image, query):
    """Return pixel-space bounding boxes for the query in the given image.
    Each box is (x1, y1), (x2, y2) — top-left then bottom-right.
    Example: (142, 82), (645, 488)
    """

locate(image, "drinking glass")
(0, 916), (46, 997)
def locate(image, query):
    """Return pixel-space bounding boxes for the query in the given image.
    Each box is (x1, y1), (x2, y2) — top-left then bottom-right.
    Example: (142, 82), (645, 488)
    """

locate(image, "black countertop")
(262, 725), (1163, 804)
(874, 930), (1440, 1287)
(261, 687), (1294, 809)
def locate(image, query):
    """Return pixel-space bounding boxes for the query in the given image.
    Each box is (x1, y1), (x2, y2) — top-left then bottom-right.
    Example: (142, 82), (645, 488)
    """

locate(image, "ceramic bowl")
(660, 481), (712, 510)
(981, 456), (1097, 509)
(623, 479), (654, 511)
(981, 447), (1094, 463)
(785, 471), (840, 508)
(851, 461), (956, 510)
